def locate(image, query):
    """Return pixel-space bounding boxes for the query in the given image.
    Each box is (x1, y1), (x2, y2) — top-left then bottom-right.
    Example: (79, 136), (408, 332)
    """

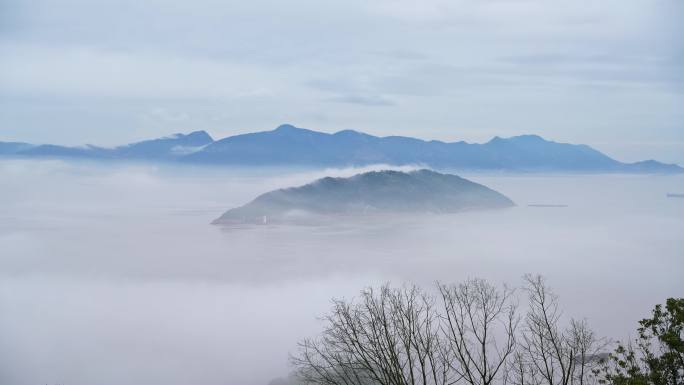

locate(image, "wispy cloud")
(324, 95), (395, 106)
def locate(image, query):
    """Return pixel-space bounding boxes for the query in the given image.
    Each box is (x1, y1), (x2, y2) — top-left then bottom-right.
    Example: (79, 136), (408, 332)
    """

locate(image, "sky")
(1, 0), (683, 163)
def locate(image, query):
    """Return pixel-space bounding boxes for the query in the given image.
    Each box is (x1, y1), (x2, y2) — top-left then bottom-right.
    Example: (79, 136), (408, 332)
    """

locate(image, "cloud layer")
(0, 161), (683, 384)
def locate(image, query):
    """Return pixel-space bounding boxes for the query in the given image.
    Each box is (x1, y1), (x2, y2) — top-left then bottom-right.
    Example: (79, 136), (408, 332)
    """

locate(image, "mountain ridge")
(1, 124), (681, 173)
(0, 130), (213, 160)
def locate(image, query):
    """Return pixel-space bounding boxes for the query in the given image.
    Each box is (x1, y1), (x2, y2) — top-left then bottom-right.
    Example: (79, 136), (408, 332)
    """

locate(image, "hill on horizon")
(1, 124), (681, 173)
(212, 169), (515, 225)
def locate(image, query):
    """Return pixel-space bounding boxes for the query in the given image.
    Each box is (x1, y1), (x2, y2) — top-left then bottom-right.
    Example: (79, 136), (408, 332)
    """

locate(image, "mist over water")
(0, 159), (682, 385)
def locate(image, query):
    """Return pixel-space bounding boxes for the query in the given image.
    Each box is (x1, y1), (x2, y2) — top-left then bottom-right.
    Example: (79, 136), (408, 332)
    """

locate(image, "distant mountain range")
(1, 124), (681, 173)
(0, 130), (213, 160)
(213, 169), (515, 224)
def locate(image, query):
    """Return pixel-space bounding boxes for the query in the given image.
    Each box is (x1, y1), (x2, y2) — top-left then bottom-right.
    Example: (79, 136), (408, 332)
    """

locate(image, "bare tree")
(519, 275), (603, 385)
(291, 284), (458, 385)
(438, 279), (519, 385)
(505, 350), (544, 385)
(292, 277), (601, 385)
(567, 319), (601, 385)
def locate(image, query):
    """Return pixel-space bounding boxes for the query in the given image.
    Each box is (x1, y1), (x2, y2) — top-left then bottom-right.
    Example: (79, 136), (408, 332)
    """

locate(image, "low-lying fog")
(1, 159), (682, 385)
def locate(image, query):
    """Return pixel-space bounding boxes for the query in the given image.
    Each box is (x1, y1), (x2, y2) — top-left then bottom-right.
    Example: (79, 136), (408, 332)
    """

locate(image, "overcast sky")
(1, 0), (682, 163)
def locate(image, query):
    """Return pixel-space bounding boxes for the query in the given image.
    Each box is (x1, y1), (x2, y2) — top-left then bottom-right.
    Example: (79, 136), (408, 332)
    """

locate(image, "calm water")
(1, 160), (682, 385)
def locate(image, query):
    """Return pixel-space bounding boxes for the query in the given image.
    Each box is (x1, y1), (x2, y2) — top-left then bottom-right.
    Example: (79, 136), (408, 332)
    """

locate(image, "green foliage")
(595, 298), (684, 385)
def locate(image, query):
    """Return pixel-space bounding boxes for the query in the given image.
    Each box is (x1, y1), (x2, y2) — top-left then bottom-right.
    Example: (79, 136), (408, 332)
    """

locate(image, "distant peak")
(274, 124), (300, 132)
(333, 129), (376, 138)
(185, 130), (213, 141)
(186, 129), (209, 136)
(270, 124), (327, 137)
(334, 129), (362, 135)
(487, 134), (547, 144)
(511, 134), (546, 142)
(163, 130), (211, 139)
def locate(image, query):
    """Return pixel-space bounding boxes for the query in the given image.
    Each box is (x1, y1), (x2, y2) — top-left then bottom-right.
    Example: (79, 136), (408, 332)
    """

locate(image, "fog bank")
(0, 160), (682, 385)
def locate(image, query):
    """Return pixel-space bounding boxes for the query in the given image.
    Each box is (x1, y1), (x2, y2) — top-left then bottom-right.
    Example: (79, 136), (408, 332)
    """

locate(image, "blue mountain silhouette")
(1, 124), (681, 173)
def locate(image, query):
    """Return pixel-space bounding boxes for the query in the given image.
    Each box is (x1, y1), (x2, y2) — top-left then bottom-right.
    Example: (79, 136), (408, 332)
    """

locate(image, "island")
(212, 169), (515, 225)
